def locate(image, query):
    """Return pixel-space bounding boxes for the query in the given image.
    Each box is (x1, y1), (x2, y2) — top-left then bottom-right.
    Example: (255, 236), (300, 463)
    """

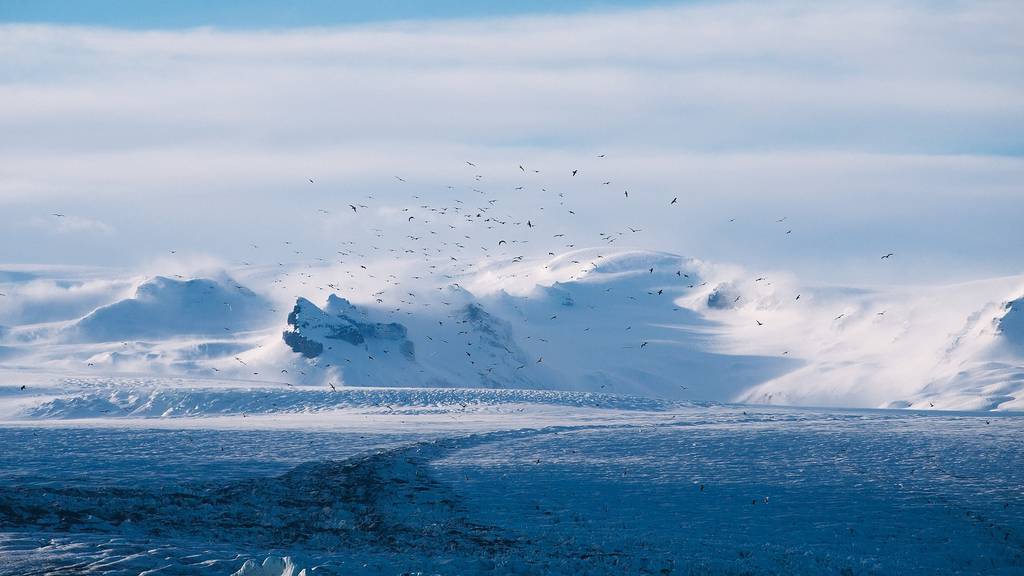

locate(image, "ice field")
(0, 379), (1021, 575)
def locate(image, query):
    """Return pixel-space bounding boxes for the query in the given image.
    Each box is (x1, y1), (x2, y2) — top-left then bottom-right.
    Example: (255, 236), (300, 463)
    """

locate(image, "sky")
(1, 1), (680, 28)
(0, 0), (1022, 285)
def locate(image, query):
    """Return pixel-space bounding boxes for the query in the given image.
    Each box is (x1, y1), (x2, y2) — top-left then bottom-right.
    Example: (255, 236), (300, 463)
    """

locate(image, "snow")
(65, 275), (273, 342)
(232, 557), (309, 576)
(2, 248), (1023, 410)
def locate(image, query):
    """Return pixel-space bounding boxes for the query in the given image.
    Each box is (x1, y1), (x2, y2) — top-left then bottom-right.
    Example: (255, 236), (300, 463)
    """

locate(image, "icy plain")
(0, 375), (1021, 575)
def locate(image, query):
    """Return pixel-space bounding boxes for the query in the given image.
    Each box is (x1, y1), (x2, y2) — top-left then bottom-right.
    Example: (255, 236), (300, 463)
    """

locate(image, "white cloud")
(0, 1), (1020, 282)
(28, 215), (115, 236)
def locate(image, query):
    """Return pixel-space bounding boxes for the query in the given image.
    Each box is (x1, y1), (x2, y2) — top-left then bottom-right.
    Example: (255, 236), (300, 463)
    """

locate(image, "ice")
(0, 400), (1020, 575)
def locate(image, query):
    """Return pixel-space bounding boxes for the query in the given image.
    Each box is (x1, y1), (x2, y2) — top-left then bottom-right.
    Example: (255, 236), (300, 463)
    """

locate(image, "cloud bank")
(0, 1), (1021, 283)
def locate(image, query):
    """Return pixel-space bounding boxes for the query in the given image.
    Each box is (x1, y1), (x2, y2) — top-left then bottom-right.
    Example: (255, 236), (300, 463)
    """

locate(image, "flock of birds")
(32, 156), (899, 389)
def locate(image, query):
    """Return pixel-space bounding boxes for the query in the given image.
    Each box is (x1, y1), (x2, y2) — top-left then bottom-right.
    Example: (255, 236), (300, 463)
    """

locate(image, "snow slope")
(65, 275), (273, 342)
(732, 277), (1024, 411)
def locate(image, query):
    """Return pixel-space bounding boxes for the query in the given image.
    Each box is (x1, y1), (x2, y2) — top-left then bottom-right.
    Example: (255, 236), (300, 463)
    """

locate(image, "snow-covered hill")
(1, 248), (1022, 411)
(64, 275), (273, 342)
(733, 278), (1024, 411)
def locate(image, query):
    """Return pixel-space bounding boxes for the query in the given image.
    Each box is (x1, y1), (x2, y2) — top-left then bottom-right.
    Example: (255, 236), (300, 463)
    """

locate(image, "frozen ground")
(0, 377), (1021, 575)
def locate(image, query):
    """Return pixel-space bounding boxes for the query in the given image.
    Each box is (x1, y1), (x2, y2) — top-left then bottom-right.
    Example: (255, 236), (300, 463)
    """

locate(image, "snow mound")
(65, 276), (273, 342)
(232, 556), (308, 576)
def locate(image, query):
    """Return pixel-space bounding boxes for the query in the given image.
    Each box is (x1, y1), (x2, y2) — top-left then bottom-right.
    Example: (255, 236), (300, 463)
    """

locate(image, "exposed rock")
(283, 296), (415, 360)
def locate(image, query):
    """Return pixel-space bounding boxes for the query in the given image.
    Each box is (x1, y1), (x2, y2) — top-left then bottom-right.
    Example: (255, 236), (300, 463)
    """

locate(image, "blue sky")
(1, 0), (679, 28)
(0, 1), (1021, 284)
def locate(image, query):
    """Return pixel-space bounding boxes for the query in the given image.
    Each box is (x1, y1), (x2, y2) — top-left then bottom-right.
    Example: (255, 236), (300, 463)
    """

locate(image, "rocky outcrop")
(282, 296), (415, 360)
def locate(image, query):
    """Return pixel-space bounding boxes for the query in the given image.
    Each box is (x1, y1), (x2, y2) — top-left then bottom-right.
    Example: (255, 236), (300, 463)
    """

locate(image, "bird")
(881, 253), (894, 259)
(572, 170), (578, 176)
(756, 320), (764, 326)
(670, 197), (677, 205)
(349, 205), (358, 212)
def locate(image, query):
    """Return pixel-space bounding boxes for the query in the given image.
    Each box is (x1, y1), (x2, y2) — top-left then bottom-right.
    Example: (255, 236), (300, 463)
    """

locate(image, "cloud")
(0, 1), (1021, 282)
(0, 275), (135, 326)
(28, 215), (115, 236)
